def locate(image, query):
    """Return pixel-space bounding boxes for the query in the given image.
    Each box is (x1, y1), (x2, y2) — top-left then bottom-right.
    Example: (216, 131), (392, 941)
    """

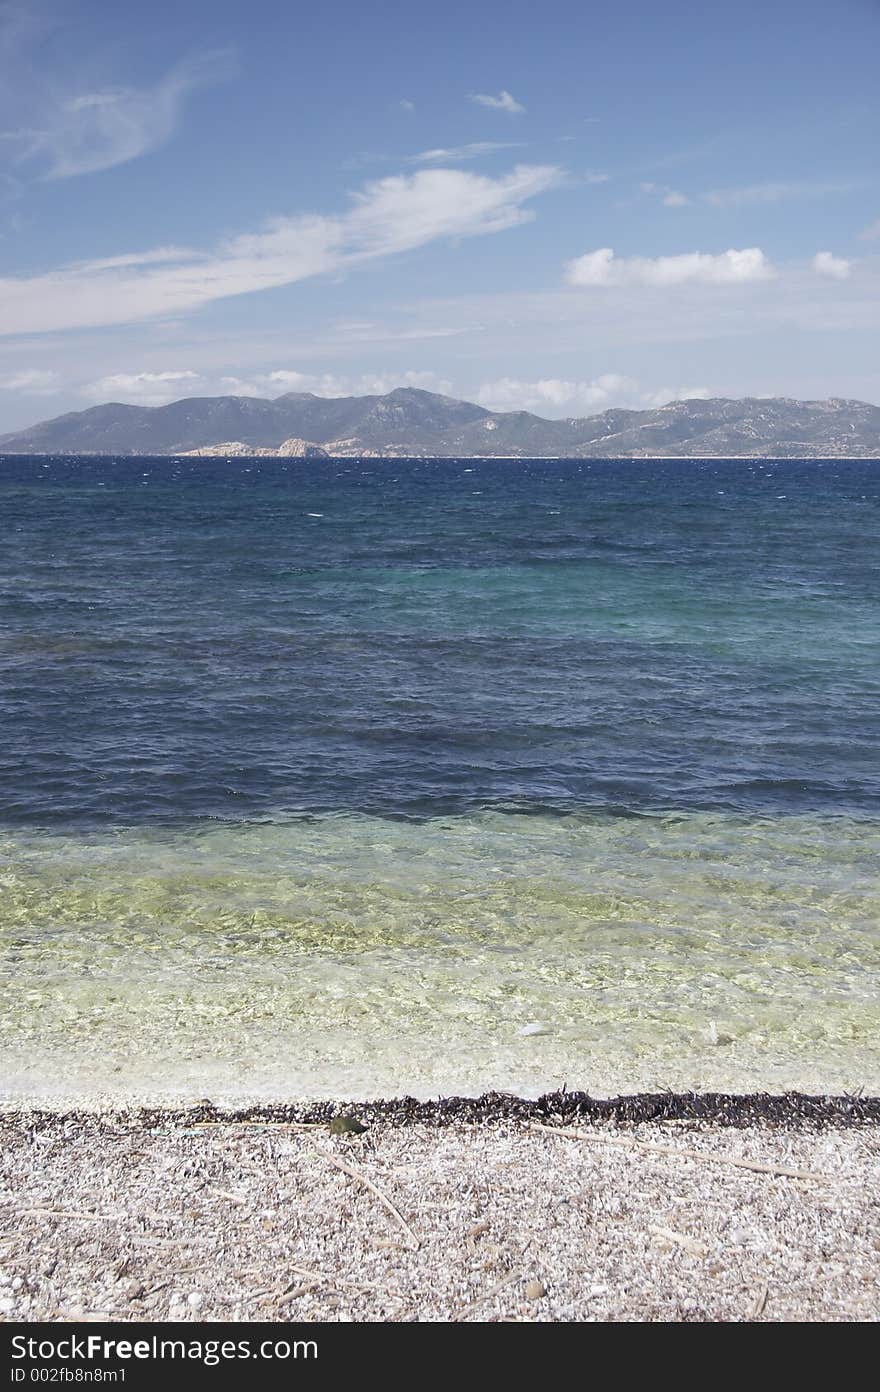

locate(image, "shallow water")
(0, 455), (877, 1099)
(2, 809), (879, 1099)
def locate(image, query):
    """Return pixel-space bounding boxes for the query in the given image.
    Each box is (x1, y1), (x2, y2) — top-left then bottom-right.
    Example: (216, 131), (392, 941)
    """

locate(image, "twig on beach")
(648, 1224), (709, 1257)
(130, 1235), (207, 1248)
(287, 1262), (378, 1293)
(749, 1283), (769, 1319)
(529, 1123), (828, 1182)
(224, 1263), (378, 1308)
(275, 1281), (322, 1302)
(320, 1151), (420, 1250)
(453, 1270), (521, 1322)
(17, 1207), (127, 1221)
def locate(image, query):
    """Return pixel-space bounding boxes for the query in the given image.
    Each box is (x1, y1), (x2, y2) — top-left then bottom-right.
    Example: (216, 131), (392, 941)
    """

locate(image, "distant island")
(2, 387), (879, 458)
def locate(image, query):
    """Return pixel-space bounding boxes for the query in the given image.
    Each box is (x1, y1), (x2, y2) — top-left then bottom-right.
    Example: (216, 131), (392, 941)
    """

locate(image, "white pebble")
(518, 1023), (550, 1037)
(0, 1297), (16, 1314)
(187, 1291), (204, 1308)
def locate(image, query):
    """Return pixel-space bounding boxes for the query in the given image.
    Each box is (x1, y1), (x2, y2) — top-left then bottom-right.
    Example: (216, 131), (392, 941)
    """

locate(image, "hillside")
(2, 388), (879, 457)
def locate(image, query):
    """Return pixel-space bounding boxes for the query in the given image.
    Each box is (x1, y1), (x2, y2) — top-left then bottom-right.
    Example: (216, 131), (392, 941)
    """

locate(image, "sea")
(0, 453), (878, 1101)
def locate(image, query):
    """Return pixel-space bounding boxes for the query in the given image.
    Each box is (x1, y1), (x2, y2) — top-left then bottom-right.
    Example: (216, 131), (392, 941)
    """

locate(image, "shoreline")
(2, 450), (880, 461)
(4, 1089), (880, 1127)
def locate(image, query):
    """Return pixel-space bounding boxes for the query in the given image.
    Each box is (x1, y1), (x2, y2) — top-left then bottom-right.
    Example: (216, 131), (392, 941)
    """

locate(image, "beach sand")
(1, 1096), (879, 1323)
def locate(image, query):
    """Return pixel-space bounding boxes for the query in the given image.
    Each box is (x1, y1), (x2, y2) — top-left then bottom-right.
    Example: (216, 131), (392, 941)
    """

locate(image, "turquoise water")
(0, 454), (877, 1098)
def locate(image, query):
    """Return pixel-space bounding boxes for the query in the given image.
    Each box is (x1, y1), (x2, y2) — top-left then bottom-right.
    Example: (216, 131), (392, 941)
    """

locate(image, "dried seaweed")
(5, 1088), (879, 1134)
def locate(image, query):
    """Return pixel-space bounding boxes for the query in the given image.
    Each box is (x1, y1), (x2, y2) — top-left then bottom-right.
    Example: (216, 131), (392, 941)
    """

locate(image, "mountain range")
(2, 388), (879, 457)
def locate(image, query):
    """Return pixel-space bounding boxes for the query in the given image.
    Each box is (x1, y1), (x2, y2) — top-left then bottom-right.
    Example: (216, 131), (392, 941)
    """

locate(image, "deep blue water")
(1, 453), (878, 826)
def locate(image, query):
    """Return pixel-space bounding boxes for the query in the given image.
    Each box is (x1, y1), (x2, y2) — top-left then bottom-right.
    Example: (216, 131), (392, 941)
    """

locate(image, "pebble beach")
(1, 1095), (878, 1323)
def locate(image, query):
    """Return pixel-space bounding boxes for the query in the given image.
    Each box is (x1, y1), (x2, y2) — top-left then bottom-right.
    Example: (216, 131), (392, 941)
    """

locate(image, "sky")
(0, 0), (878, 431)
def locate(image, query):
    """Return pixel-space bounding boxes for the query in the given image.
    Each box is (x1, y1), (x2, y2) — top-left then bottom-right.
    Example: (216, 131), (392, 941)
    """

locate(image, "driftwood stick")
(321, 1152), (420, 1249)
(192, 1120), (321, 1131)
(648, 1224), (709, 1256)
(529, 1122), (827, 1182)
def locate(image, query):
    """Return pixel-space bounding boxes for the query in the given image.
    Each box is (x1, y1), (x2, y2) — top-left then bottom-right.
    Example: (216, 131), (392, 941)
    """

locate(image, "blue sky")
(0, 0), (878, 429)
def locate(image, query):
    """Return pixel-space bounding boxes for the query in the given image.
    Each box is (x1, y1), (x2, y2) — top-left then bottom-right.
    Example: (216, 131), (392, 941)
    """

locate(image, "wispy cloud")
(343, 164), (556, 255)
(858, 218), (880, 241)
(73, 247), (200, 274)
(639, 176), (870, 214)
(399, 99), (415, 111)
(470, 90), (525, 115)
(812, 251), (850, 280)
(565, 246), (775, 288)
(1, 49), (231, 180)
(0, 163), (561, 335)
(406, 141), (525, 165)
(702, 179), (862, 209)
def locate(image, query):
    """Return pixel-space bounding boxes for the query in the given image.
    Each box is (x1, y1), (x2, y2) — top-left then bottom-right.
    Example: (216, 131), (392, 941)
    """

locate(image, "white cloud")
(476, 373), (711, 415)
(565, 246), (774, 288)
(470, 90), (525, 115)
(0, 368), (58, 393)
(812, 251), (850, 279)
(2, 52), (230, 179)
(406, 141), (524, 164)
(218, 368), (453, 400)
(43, 366), (713, 415)
(0, 162), (560, 336)
(80, 370), (202, 404)
(641, 181), (689, 207)
(399, 99), (415, 111)
(639, 385), (711, 407)
(57, 366), (456, 409)
(477, 374), (630, 412)
(326, 369), (453, 397)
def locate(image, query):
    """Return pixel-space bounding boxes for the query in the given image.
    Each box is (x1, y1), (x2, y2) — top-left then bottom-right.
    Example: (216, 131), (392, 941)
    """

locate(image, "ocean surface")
(0, 453), (878, 1099)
